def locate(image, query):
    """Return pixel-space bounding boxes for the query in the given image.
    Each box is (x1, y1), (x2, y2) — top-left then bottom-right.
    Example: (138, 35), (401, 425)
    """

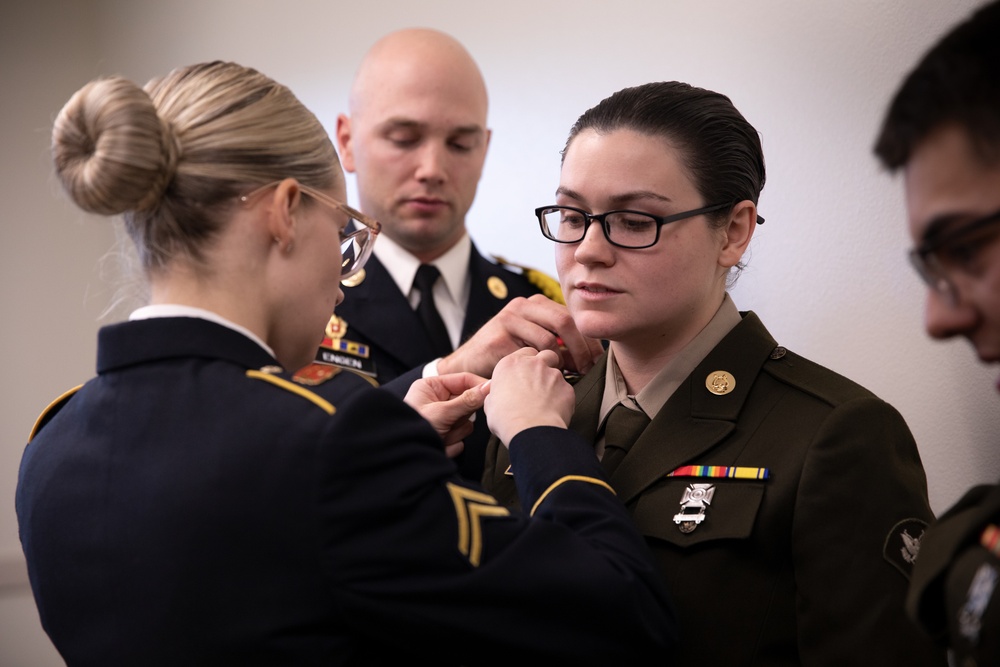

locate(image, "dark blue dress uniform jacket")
(15, 317), (676, 666)
(328, 243), (546, 482)
(907, 481), (1000, 664)
(483, 311), (948, 666)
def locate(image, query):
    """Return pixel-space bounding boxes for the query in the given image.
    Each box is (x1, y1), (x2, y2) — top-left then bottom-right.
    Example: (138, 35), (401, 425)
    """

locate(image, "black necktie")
(413, 264), (453, 358)
(601, 403), (650, 476)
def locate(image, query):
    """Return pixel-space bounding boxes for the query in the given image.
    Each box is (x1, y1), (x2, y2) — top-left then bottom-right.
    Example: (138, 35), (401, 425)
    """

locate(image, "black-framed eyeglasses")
(536, 203), (743, 249)
(241, 180), (381, 279)
(908, 207), (1000, 305)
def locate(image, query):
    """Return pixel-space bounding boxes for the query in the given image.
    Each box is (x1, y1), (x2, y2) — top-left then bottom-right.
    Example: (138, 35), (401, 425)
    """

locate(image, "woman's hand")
(404, 372), (489, 458)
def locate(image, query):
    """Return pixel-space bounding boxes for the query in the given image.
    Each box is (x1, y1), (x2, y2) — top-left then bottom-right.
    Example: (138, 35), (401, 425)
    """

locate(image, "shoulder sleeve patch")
(28, 385), (83, 442)
(246, 369), (335, 415)
(885, 517), (930, 580)
(491, 254), (565, 305)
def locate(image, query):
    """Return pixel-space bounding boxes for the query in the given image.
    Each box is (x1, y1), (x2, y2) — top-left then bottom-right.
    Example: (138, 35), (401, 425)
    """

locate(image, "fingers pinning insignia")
(884, 518), (929, 579)
(447, 482), (510, 567)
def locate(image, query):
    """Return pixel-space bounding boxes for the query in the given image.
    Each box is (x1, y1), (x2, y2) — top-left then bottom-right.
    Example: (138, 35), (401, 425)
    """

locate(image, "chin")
(573, 314), (619, 342)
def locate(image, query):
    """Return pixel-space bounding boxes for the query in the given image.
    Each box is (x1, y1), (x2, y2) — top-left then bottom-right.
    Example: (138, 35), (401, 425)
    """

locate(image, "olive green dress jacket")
(906, 481), (1000, 664)
(483, 311), (947, 666)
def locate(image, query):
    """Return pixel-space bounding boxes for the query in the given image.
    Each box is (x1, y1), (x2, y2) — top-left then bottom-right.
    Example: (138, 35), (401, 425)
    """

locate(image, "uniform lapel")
(609, 313), (778, 505)
(336, 255), (439, 369)
(569, 352), (608, 445)
(463, 244), (520, 340)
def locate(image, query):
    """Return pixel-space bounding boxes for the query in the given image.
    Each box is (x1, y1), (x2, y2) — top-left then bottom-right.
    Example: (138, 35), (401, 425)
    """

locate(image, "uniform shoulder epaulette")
(29, 385), (83, 442)
(245, 366), (337, 415)
(491, 254), (565, 305)
(763, 345), (877, 406)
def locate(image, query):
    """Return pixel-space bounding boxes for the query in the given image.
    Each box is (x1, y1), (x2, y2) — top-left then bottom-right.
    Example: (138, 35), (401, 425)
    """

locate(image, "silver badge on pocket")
(673, 483), (715, 533)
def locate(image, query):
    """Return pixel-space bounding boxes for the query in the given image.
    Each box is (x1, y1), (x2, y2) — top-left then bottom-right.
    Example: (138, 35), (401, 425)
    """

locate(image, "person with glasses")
(15, 61), (679, 665)
(875, 2), (1000, 663)
(294, 28), (603, 482)
(482, 81), (946, 665)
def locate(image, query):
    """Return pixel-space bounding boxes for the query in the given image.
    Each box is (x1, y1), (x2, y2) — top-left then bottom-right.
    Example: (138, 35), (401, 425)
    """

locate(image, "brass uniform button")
(341, 269), (366, 287)
(487, 276), (508, 299)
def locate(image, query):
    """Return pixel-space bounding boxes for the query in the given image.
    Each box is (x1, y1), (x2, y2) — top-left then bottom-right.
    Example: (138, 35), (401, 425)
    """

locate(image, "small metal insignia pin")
(673, 483), (715, 533)
(487, 276), (508, 300)
(705, 371), (736, 395)
(325, 315), (348, 341)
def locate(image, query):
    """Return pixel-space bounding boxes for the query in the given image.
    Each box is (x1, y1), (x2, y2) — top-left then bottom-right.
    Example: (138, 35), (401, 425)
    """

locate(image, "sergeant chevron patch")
(447, 482), (510, 567)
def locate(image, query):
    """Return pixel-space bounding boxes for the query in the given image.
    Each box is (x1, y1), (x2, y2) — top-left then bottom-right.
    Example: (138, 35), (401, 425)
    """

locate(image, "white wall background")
(3, 0), (997, 663)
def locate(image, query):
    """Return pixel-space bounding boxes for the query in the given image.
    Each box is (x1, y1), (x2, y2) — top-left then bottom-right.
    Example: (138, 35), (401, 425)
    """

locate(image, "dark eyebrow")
(554, 186), (674, 209)
(380, 118), (485, 137)
(920, 207), (1000, 251)
(921, 212), (966, 245)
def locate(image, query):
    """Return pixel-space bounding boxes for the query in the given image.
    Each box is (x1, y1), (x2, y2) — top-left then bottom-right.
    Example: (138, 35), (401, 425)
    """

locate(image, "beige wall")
(3, 0), (997, 662)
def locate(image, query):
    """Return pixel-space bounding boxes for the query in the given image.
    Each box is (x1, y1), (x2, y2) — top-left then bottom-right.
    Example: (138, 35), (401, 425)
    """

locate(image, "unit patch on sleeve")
(883, 517), (928, 579)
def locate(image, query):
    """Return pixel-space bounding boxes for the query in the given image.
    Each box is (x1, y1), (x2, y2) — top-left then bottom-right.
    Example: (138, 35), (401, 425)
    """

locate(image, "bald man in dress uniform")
(294, 28), (601, 481)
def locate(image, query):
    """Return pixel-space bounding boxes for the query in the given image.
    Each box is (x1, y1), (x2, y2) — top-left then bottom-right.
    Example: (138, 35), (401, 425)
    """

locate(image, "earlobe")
(336, 114), (356, 173)
(719, 201), (757, 268)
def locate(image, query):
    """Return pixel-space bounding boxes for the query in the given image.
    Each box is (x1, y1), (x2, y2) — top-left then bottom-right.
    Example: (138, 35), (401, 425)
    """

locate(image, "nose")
(413, 142), (447, 184)
(573, 219), (615, 264)
(924, 286), (977, 340)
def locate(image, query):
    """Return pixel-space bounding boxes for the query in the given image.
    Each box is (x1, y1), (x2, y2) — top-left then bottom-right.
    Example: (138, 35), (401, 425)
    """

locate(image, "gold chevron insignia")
(447, 482), (510, 566)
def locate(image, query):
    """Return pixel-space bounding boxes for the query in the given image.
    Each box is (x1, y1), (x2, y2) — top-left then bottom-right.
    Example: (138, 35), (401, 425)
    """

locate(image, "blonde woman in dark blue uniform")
(14, 61), (676, 666)
(483, 81), (946, 665)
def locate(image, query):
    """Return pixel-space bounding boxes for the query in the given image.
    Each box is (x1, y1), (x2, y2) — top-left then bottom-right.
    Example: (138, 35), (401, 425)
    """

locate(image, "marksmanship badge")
(673, 483), (716, 533)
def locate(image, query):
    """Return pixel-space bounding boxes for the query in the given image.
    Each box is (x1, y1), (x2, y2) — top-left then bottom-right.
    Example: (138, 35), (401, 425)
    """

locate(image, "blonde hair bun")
(52, 76), (178, 216)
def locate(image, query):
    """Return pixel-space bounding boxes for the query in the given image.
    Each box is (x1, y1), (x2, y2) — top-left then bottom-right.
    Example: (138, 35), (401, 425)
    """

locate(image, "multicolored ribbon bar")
(667, 465), (770, 480)
(981, 523), (1000, 557)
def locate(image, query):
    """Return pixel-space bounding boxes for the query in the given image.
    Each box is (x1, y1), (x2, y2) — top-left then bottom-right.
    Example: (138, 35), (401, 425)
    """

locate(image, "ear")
(266, 178), (303, 252)
(718, 200), (758, 269)
(484, 127), (493, 154)
(336, 114), (356, 173)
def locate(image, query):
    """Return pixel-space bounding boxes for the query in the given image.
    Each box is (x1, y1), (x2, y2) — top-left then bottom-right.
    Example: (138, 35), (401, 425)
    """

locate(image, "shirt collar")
(372, 232), (472, 307)
(599, 292), (742, 423)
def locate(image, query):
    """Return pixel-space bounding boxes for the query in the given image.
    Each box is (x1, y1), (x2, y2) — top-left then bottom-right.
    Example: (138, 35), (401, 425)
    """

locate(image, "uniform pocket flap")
(633, 479), (766, 547)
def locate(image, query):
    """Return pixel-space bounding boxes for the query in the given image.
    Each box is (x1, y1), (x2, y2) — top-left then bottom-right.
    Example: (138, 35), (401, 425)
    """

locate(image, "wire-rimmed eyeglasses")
(535, 203), (751, 249)
(241, 180), (381, 279)
(909, 207), (1000, 305)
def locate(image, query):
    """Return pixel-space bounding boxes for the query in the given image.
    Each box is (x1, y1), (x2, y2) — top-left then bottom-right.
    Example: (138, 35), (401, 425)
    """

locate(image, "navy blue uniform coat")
(483, 311), (946, 666)
(16, 317), (676, 666)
